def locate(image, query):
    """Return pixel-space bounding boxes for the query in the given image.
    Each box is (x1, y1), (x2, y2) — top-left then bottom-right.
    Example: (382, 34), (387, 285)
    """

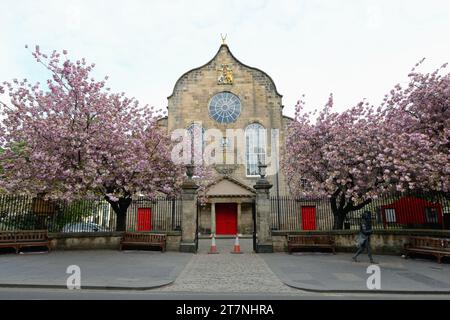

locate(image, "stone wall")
(166, 233), (182, 251)
(45, 230), (450, 253)
(166, 44), (290, 196)
(49, 231), (182, 251)
(198, 204), (212, 234)
(272, 229), (450, 255)
(240, 203), (253, 234)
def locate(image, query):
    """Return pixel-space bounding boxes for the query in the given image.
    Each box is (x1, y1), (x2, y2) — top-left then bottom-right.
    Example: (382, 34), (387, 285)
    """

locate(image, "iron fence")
(0, 194), (181, 233)
(270, 192), (450, 231)
(124, 196), (182, 232)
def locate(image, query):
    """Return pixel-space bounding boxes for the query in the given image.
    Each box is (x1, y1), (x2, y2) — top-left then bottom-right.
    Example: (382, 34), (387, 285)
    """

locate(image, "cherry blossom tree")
(284, 61), (449, 229)
(284, 95), (386, 229)
(0, 46), (184, 231)
(379, 60), (449, 197)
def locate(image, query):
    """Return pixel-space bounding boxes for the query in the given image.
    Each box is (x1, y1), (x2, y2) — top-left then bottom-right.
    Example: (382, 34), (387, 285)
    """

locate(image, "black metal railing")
(0, 195), (181, 233)
(270, 192), (450, 231)
(123, 196), (182, 232)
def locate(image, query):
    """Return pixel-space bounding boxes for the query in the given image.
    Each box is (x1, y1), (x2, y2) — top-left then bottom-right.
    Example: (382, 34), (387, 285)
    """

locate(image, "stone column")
(237, 202), (242, 234)
(180, 165), (199, 253)
(210, 202), (216, 235)
(253, 175), (273, 253)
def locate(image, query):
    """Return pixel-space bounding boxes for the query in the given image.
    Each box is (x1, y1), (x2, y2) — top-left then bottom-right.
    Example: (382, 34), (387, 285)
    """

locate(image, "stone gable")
(164, 44), (291, 196)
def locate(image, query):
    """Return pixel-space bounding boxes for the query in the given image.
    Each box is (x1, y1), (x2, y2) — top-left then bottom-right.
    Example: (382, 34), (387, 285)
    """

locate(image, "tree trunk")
(105, 196), (132, 232)
(330, 190), (347, 230)
(330, 190), (372, 230)
(333, 211), (346, 230)
(115, 210), (127, 232)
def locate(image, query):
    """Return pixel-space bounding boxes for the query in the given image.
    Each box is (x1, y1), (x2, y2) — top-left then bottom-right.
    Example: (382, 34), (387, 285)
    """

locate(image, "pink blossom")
(0, 46), (186, 231)
(284, 60), (449, 229)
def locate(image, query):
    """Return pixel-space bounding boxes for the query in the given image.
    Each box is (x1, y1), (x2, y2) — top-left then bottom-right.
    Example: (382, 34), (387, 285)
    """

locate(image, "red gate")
(216, 203), (237, 235)
(301, 206), (316, 230)
(137, 208), (152, 231)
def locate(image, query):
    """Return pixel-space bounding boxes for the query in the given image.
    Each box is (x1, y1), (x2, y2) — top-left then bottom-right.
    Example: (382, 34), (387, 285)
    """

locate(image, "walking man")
(352, 211), (376, 263)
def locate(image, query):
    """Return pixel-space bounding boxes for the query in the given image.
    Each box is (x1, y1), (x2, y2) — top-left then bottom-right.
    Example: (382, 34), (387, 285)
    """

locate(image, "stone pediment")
(206, 176), (255, 198)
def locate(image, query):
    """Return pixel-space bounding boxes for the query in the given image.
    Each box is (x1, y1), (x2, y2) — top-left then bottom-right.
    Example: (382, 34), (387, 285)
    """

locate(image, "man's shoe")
(370, 259), (378, 264)
(352, 257), (358, 262)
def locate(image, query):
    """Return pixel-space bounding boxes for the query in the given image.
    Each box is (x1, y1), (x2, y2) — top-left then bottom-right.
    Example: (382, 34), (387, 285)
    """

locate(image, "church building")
(158, 41), (292, 237)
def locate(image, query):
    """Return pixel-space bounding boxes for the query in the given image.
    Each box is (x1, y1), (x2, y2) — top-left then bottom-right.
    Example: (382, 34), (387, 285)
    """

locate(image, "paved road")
(0, 287), (449, 300)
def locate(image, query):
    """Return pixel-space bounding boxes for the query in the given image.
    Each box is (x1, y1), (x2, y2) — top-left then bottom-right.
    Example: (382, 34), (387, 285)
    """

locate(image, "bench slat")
(0, 230), (49, 253)
(287, 235), (336, 254)
(404, 236), (450, 264)
(120, 232), (166, 252)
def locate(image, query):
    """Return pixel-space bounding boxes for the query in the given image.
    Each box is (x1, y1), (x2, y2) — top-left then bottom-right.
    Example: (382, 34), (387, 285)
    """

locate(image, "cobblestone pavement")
(159, 252), (298, 293)
(197, 237), (254, 254)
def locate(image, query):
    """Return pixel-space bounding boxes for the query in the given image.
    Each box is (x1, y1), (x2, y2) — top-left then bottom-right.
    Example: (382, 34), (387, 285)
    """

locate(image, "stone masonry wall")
(272, 230), (450, 255)
(166, 44), (290, 195)
(49, 232), (182, 251)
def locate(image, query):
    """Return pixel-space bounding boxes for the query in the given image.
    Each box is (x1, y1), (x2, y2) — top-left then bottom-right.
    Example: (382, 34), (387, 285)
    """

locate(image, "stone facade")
(159, 43), (292, 237)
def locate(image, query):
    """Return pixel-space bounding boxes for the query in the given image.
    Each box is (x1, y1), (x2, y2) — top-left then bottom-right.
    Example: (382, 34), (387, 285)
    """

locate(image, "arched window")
(187, 123), (205, 164)
(245, 123), (266, 176)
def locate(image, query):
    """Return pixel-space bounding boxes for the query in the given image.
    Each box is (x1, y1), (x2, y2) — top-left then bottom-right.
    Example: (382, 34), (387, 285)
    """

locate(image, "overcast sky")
(1, 0), (449, 117)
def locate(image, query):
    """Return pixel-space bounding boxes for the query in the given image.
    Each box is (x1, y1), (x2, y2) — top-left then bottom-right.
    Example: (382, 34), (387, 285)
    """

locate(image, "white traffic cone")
(231, 234), (242, 254)
(208, 233), (219, 254)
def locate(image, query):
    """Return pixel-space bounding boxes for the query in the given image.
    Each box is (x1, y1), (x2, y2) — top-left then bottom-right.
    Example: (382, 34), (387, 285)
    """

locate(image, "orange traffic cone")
(208, 233), (219, 254)
(231, 234), (242, 254)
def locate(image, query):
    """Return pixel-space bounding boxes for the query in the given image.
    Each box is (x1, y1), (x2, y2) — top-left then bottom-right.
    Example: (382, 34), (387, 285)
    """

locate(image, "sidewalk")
(0, 250), (191, 290)
(1, 248), (450, 294)
(262, 252), (450, 293)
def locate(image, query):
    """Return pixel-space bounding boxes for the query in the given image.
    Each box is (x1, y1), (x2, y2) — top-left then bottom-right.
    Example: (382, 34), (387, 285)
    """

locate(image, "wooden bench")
(120, 232), (166, 252)
(287, 235), (336, 254)
(0, 230), (50, 253)
(0, 231), (17, 252)
(404, 236), (450, 264)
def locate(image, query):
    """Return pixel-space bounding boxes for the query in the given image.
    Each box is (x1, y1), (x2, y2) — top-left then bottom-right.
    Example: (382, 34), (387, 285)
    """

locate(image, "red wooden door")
(301, 206), (316, 230)
(216, 203), (237, 235)
(137, 208), (152, 231)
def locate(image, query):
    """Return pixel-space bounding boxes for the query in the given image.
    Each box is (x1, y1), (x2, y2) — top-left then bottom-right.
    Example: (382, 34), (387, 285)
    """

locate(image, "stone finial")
(182, 163), (199, 191)
(220, 33), (227, 45)
(254, 159), (272, 192)
(186, 163), (195, 180)
(258, 162), (268, 179)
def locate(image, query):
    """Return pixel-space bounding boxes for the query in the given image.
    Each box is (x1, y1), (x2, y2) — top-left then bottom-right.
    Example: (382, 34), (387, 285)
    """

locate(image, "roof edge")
(167, 45), (224, 100)
(167, 44), (283, 100)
